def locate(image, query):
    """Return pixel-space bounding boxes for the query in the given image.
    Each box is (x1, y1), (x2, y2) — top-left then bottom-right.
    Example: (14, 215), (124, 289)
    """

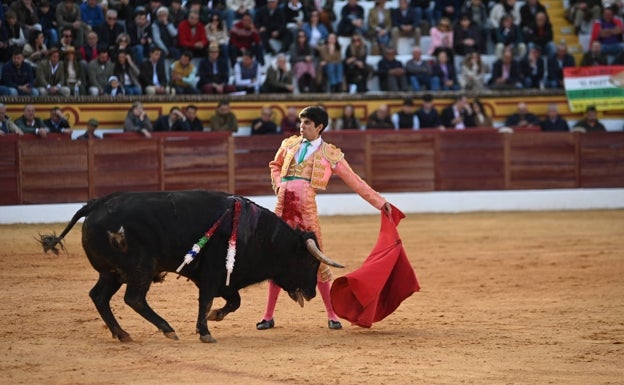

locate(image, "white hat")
(108, 76), (118, 83)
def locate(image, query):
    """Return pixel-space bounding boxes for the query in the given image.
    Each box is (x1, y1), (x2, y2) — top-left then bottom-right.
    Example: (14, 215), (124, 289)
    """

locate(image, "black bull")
(40, 190), (343, 343)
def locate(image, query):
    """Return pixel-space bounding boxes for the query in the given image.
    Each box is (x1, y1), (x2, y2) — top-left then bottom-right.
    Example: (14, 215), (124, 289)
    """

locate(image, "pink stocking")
(317, 280), (339, 321)
(262, 280), (281, 321)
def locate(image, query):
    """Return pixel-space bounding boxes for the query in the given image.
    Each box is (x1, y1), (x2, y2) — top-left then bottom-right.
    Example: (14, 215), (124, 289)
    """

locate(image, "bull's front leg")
(196, 293), (216, 343)
(124, 280), (179, 341)
(207, 290), (241, 321)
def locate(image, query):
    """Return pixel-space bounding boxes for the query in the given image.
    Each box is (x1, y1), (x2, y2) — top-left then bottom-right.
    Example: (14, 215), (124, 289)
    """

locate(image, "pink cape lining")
(330, 205), (420, 328)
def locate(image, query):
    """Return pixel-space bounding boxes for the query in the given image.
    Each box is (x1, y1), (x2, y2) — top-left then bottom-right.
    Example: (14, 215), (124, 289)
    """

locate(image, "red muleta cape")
(330, 205), (420, 328)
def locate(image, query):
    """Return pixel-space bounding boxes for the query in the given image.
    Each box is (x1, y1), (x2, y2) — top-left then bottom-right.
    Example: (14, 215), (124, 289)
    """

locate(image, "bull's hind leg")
(207, 290), (241, 321)
(124, 281), (179, 340)
(89, 272), (132, 342)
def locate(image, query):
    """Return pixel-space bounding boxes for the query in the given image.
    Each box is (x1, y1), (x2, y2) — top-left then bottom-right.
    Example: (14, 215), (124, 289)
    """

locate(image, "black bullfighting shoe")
(256, 319), (275, 330)
(328, 320), (343, 330)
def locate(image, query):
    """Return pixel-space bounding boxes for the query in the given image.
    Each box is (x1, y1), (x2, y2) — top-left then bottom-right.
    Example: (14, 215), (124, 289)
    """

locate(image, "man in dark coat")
(254, 0), (292, 55)
(153, 107), (191, 132)
(540, 104), (570, 132)
(139, 46), (169, 95)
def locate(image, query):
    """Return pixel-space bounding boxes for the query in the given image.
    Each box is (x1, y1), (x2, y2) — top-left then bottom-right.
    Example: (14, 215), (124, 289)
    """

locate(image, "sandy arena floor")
(0, 210), (623, 385)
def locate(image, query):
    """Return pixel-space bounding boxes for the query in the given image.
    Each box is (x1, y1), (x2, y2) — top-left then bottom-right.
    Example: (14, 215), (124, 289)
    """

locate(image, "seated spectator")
(504, 102), (540, 128)
(37, 0), (57, 47)
(377, 46), (409, 92)
(251, 106), (279, 135)
(434, 0), (461, 24)
(366, 104), (394, 129)
(11, 0), (41, 36)
(208, 100), (238, 132)
(151, 6), (180, 60)
(520, 0), (548, 33)
(488, 47), (523, 89)
(198, 43), (237, 94)
(23, 29), (48, 67)
(520, 46), (545, 89)
(87, 50), (114, 96)
(261, 54), (295, 93)
(489, 0), (521, 31)
(178, 10), (209, 57)
(343, 33), (370, 93)
(55, 0), (84, 47)
(0, 103), (24, 136)
(470, 98), (493, 128)
(154, 106), (191, 132)
(76, 118), (101, 140)
(494, 14), (526, 59)
(391, 0), (420, 51)
(540, 103), (570, 132)
(336, 0), (365, 38)
(283, 0), (306, 38)
(572, 105), (606, 132)
(139, 46), (170, 96)
(43, 106), (72, 135)
(171, 50), (200, 94)
(430, 50), (459, 91)
(290, 30), (318, 93)
(428, 17), (454, 60)
(79, 31), (99, 66)
(441, 94), (475, 129)
(458, 51), (489, 91)
(417, 93), (443, 129)
(126, 7), (152, 64)
(546, 42), (575, 89)
(453, 13), (485, 55)
(233, 49), (262, 94)
(0, 49), (39, 96)
(567, 0), (601, 35)
(104, 75), (125, 96)
(280, 106), (301, 134)
(228, 0), (255, 29)
(317, 33), (345, 92)
(57, 27), (76, 53)
(334, 104), (362, 131)
(228, 12), (264, 67)
(3, 11), (26, 52)
(412, 0), (434, 32)
(462, 0), (488, 39)
(15, 104), (47, 137)
(589, 5), (624, 58)
(35, 48), (70, 96)
(124, 101), (153, 138)
(81, 0), (105, 31)
(61, 46), (85, 95)
(205, 13), (230, 55)
(580, 41), (609, 66)
(522, 11), (555, 57)
(185, 105), (204, 132)
(255, 0), (292, 55)
(392, 98), (420, 130)
(366, 0), (393, 55)
(405, 46), (432, 92)
(113, 49), (142, 95)
(302, 10), (329, 50)
(112, 33), (132, 59)
(95, 9), (124, 54)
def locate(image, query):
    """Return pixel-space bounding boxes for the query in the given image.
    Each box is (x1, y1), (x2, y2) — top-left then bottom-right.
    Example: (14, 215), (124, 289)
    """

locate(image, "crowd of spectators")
(1, 0), (624, 97)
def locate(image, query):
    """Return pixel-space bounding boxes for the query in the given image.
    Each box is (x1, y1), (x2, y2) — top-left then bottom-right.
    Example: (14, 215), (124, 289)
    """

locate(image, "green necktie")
(297, 140), (311, 164)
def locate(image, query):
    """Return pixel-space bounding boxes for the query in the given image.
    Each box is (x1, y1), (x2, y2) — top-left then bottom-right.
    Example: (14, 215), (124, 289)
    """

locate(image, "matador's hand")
(382, 202), (392, 217)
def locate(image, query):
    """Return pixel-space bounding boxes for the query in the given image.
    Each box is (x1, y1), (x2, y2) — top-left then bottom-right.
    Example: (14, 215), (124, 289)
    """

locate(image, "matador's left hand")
(382, 202), (392, 217)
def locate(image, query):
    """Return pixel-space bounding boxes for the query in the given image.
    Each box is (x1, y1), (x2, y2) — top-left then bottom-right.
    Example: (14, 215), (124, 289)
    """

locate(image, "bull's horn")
(306, 239), (344, 268)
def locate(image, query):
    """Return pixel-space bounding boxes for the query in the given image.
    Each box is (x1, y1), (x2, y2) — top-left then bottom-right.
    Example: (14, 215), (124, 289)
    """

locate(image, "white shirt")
(295, 136), (322, 162)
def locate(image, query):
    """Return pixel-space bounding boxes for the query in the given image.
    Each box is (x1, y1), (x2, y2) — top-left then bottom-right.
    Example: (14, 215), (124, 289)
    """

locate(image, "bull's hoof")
(200, 334), (217, 343)
(113, 330), (133, 343)
(207, 309), (225, 321)
(118, 334), (133, 343)
(164, 331), (179, 340)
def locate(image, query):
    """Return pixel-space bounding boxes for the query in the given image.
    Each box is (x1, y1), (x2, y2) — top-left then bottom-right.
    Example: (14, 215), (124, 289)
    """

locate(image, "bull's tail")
(39, 199), (100, 255)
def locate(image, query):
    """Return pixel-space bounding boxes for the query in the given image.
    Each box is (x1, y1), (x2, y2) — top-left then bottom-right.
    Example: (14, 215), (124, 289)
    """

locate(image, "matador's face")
(299, 117), (322, 142)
